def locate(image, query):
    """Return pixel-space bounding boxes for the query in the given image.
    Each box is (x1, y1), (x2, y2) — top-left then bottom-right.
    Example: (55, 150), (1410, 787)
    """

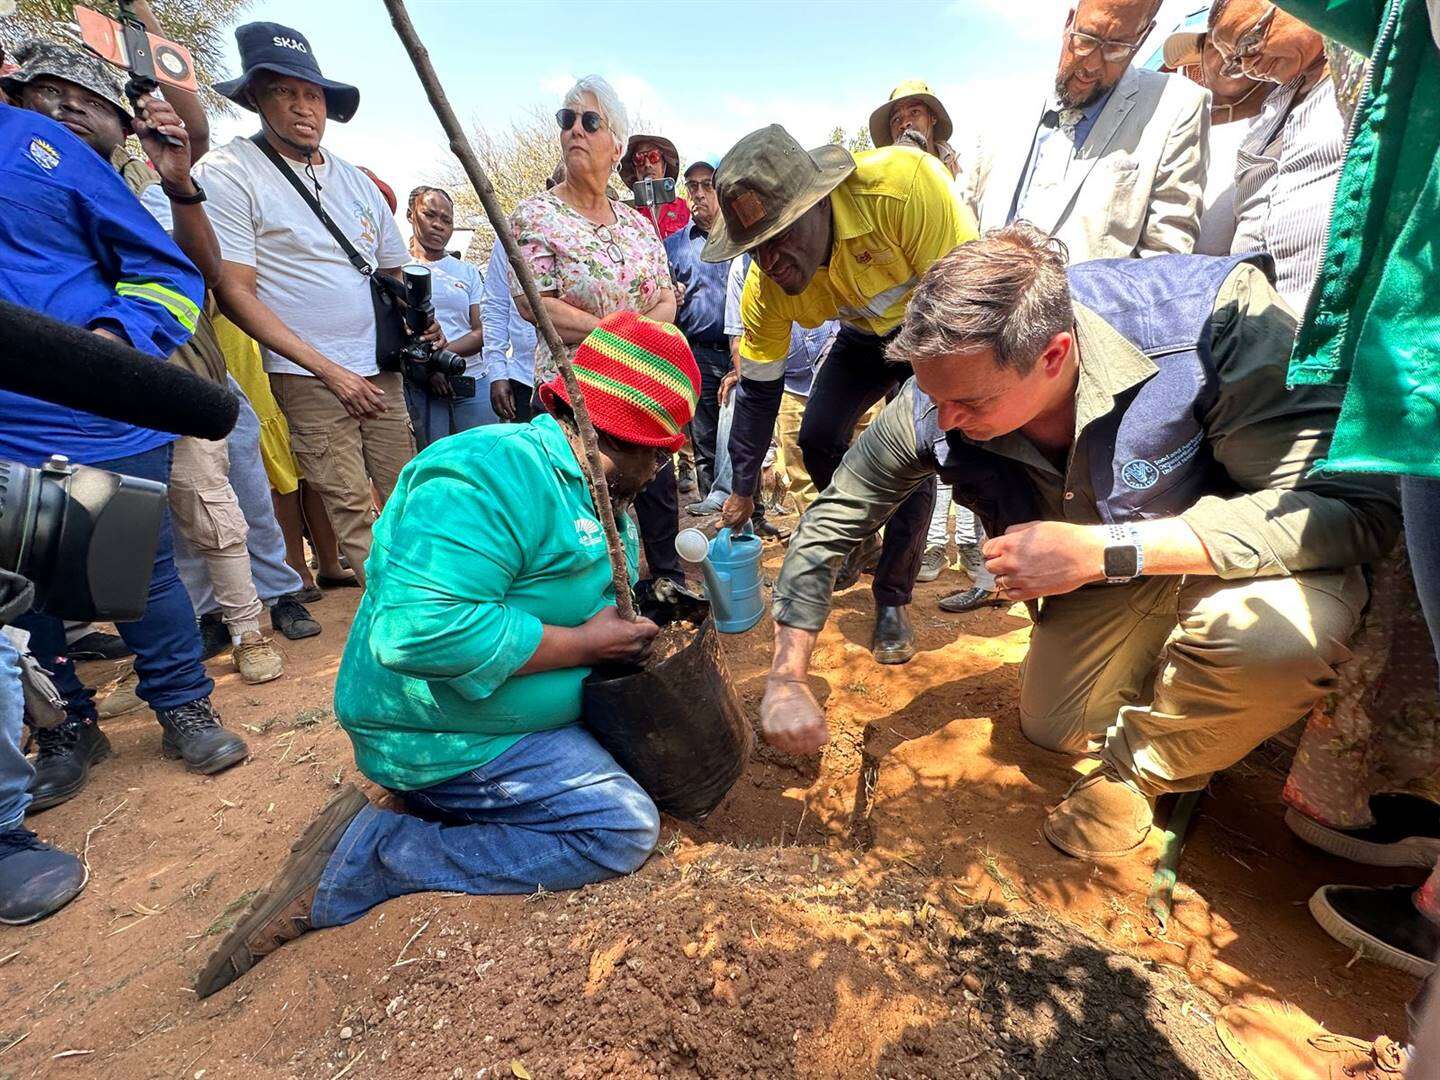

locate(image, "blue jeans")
(0, 636), (32, 830)
(175, 380), (304, 614)
(1404, 477), (1440, 670)
(14, 444), (213, 722)
(311, 724), (660, 927)
(403, 380), (499, 450)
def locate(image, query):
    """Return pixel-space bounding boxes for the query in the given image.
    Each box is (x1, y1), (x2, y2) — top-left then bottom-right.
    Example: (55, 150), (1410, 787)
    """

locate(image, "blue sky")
(211, 0), (1195, 224)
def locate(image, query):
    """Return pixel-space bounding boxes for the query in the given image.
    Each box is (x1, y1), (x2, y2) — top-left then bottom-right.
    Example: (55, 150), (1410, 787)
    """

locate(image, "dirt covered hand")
(760, 679), (828, 755)
(581, 606), (660, 665)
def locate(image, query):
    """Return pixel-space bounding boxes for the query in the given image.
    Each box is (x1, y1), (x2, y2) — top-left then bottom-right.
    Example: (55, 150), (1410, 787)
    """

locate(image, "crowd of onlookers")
(2, 0), (1439, 1069)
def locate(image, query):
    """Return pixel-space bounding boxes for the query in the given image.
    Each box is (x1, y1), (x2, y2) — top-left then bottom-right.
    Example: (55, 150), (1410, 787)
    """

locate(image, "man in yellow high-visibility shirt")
(703, 124), (976, 663)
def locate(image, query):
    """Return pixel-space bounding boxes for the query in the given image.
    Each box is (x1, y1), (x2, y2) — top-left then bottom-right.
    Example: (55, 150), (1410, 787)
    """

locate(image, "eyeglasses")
(593, 224), (625, 264)
(556, 108), (605, 134)
(632, 148), (662, 167)
(1066, 22), (1152, 63)
(1217, 6), (1277, 76)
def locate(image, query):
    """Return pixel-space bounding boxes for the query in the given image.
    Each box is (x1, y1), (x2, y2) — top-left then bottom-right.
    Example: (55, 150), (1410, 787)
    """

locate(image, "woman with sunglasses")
(619, 132), (689, 240)
(1210, 0), (1342, 312)
(508, 75), (684, 591)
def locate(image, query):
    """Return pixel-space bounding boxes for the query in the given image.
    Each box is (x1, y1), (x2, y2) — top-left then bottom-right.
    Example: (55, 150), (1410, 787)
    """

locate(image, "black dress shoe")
(871, 605), (917, 665)
(27, 719), (111, 813)
(835, 533), (883, 591)
(271, 597), (322, 640)
(197, 612), (229, 662)
(937, 586), (1004, 614)
(752, 517), (790, 542)
(156, 697), (248, 774)
(66, 631), (132, 662)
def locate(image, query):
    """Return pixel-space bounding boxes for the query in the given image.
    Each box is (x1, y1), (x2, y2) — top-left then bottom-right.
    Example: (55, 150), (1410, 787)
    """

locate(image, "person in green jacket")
(1279, 0), (1439, 482)
(1269, 0), (1440, 1048)
(194, 311), (701, 998)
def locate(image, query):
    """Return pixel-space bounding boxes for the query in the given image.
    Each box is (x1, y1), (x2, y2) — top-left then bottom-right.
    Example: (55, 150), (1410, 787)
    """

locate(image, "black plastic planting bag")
(582, 616), (752, 822)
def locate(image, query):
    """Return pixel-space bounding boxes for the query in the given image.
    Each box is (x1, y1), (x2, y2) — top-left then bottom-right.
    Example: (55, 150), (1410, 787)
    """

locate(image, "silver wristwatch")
(1103, 523), (1144, 583)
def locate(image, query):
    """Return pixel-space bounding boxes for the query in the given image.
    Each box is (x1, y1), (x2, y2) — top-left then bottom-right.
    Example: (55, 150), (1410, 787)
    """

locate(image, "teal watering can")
(675, 526), (765, 634)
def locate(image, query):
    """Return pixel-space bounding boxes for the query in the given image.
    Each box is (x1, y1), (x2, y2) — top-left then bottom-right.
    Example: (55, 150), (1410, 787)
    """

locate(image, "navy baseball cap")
(213, 22), (360, 124)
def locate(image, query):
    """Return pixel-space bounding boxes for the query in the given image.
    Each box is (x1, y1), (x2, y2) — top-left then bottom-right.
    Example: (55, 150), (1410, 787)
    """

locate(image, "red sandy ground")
(0, 553), (1417, 1078)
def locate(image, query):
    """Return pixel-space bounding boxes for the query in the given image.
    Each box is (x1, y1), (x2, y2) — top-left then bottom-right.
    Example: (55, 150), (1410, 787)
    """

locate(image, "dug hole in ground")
(0, 545), (1417, 1078)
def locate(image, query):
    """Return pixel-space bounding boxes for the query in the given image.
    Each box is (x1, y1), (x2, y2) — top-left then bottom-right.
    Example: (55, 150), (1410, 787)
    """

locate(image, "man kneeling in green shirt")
(196, 312), (701, 998)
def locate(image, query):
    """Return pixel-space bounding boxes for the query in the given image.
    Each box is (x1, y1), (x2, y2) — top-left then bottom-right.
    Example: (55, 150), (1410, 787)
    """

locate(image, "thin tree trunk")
(382, 0), (635, 620)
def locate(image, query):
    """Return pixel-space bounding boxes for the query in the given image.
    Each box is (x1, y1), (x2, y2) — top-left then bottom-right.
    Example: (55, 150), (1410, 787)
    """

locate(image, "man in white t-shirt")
(198, 22), (413, 585)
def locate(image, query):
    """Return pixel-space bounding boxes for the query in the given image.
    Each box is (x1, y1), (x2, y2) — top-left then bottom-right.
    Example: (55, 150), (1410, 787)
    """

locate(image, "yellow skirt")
(212, 314), (301, 495)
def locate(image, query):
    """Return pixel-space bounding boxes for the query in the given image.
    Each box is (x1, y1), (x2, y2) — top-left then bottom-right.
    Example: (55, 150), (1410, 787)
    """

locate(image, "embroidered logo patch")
(27, 137), (60, 171)
(574, 517), (604, 546)
(1121, 459), (1161, 490)
(730, 190), (766, 230)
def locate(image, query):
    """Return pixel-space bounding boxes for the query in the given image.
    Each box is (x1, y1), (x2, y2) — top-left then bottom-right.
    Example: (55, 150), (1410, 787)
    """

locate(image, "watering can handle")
(714, 522), (755, 555)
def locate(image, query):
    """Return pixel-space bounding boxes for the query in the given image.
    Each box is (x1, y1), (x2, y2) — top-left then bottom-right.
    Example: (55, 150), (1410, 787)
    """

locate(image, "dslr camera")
(381, 265), (475, 399)
(0, 454), (165, 625)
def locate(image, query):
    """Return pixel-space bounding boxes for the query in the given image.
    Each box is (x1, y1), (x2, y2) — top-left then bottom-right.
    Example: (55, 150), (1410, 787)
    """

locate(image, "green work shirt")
(334, 414), (638, 791)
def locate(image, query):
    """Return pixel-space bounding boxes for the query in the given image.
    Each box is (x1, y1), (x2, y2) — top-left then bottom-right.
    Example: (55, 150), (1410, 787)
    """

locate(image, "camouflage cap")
(0, 39), (131, 121)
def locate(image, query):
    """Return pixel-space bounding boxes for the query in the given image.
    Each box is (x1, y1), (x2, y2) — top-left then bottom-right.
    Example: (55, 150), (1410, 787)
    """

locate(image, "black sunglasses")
(556, 108), (605, 134)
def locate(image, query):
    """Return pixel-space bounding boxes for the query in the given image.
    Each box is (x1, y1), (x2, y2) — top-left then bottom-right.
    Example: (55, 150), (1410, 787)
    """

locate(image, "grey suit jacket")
(981, 67), (1210, 260)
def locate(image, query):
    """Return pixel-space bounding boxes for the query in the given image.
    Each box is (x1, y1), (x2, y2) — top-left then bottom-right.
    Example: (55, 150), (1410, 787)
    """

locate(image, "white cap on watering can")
(675, 528), (711, 563)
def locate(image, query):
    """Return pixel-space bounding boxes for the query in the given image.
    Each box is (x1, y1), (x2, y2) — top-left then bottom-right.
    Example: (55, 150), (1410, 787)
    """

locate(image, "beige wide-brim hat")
(868, 79), (954, 149)
(619, 133), (680, 187)
(1162, 30), (1206, 70)
(702, 124), (855, 264)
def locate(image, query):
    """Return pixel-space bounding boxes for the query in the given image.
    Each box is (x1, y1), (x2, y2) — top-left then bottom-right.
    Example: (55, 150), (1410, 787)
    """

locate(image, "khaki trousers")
(168, 434), (263, 636)
(773, 391), (816, 513)
(1019, 569), (1369, 797)
(269, 371), (414, 580)
(772, 392), (881, 515)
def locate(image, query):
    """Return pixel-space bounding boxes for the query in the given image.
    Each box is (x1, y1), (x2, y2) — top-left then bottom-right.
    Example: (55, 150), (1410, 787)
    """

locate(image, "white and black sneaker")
(1286, 794), (1440, 868)
(1310, 884), (1440, 978)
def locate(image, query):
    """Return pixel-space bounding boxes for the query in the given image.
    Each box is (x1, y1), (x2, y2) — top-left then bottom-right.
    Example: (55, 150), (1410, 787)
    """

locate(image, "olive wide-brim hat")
(868, 79), (954, 149)
(701, 124), (855, 264)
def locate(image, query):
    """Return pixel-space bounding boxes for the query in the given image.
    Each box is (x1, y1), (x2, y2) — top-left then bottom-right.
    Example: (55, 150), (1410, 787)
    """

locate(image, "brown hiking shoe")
(196, 785), (369, 998)
(1042, 768), (1154, 861)
(233, 631), (284, 685)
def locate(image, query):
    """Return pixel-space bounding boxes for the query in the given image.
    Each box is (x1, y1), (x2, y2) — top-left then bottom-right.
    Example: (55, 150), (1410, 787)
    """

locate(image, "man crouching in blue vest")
(760, 223), (1400, 862)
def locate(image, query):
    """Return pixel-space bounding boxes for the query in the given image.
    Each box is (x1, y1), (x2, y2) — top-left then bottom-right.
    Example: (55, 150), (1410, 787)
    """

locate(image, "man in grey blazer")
(982, 0), (1209, 260)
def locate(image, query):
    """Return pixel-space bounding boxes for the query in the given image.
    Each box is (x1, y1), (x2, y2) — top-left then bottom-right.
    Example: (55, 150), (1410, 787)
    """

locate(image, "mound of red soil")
(327, 848), (1238, 1080)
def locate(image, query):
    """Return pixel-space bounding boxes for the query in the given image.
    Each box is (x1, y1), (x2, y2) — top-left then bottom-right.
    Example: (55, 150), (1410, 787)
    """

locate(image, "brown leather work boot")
(196, 784), (369, 998)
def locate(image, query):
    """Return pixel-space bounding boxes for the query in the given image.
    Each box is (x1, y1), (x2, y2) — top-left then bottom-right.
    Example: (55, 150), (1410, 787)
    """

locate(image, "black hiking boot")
(27, 719), (111, 813)
(156, 697), (248, 774)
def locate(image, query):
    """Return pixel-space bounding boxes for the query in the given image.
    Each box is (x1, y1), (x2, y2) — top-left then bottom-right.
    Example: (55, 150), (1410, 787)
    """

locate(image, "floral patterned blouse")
(509, 191), (672, 382)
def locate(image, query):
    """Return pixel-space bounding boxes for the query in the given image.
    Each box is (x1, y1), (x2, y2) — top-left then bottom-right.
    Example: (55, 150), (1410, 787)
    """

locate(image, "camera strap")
(248, 133), (380, 282)
(249, 134), (407, 364)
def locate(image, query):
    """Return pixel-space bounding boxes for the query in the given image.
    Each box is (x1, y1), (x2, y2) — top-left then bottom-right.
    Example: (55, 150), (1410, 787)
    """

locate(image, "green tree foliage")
(828, 124), (872, 153)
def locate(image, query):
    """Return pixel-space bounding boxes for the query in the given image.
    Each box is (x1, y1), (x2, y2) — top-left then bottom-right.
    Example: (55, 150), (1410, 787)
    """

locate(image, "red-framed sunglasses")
(632, 148), (663, 167)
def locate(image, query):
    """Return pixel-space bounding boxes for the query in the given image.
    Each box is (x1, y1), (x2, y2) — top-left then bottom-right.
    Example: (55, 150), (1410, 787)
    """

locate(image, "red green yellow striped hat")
(540, 311), (701, 453)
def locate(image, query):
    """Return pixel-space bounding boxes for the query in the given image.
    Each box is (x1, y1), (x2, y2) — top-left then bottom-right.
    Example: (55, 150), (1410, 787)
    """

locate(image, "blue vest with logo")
(915, 253), (1273, 534)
